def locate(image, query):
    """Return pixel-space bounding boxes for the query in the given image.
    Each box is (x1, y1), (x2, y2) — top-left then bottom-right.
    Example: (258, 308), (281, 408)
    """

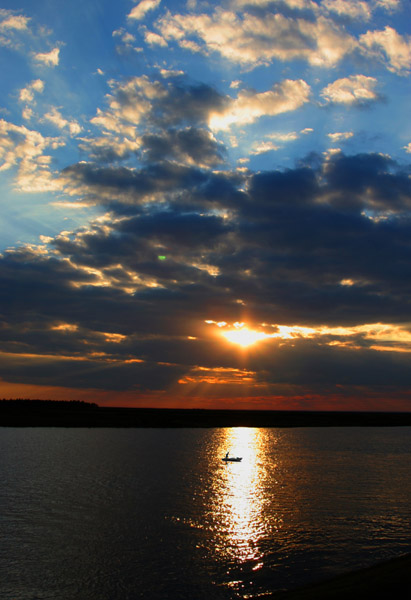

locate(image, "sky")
(0, 0), (411, 411)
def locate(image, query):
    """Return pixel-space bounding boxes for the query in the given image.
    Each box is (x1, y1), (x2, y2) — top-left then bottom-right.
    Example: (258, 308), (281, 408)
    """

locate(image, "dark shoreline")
(268, 552), (411, 599)
(1, 400), (411, 427)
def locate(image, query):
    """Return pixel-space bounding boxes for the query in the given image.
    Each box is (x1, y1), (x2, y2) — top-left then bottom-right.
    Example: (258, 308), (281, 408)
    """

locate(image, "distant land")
(1, 400), (411, 428)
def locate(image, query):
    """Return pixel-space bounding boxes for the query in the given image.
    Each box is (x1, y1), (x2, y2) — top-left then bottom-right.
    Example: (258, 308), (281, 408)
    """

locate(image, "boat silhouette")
(222, 451), (242, 462)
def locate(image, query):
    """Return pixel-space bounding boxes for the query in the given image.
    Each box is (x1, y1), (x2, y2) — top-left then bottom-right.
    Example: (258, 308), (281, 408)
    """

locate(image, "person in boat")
(225, 451), (229, 459)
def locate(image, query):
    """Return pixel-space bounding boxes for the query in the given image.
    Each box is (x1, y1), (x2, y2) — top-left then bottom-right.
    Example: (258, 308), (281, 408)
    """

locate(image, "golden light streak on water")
(211, 428), (272, 565)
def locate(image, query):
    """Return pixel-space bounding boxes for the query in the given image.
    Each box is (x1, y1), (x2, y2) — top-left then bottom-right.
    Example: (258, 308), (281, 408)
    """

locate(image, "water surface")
(1, 427), (410, 599)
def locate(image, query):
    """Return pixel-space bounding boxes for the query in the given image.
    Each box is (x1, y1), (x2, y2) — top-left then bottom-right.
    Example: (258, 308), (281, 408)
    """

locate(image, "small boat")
(222, 452), (242, 462)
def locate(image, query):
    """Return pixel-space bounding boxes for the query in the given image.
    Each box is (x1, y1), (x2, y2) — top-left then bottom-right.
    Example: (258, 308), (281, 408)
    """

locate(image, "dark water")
(1, 427), (410, 599)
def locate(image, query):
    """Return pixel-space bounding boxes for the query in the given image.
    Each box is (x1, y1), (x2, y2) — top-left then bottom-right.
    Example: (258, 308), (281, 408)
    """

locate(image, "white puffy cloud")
(159, 68), (184, 77)
(43, 107), (82, 136)
(328, 131), (354, 142)
(209, 79), (311, 130)
(0, 9), (30, 49)
(321, 75), (379, 104)
(267, 132), (299, 142)
(91, 76), (166, 135)
(374, 0), (400, 10)
(0, 119), (64, 191)
(157, 9), (356, 68)
(22, 107), (33, 121)
(403, 142), (411, 154)
(251, 129), (312, 154)
(360, 26), (411, 74)
(144, 30), (167, 46)
(0, 11), (29, 32)
(33, 47), (60, 66)
(19, 79), (44, 103)
(113, 28), (136, 44)
(87, 76), (167, 161)
(323, 0), (372, 20)
(128, 0), (161, 21)
(251, 141), (280, 154)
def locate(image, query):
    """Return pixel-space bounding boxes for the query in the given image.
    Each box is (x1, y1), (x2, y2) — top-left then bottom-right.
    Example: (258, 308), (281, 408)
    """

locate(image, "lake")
(1, 427), (410, 599)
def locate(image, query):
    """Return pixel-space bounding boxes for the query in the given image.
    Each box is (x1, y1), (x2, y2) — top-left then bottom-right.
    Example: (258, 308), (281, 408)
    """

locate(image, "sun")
(221, 326), (269, 348)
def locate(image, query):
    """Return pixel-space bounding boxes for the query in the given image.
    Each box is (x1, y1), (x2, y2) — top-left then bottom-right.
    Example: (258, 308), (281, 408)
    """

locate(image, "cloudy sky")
(1, 0), (410, 410)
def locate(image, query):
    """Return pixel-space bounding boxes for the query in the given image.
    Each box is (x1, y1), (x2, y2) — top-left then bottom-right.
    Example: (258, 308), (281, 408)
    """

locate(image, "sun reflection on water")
(211, 428), (272, 565)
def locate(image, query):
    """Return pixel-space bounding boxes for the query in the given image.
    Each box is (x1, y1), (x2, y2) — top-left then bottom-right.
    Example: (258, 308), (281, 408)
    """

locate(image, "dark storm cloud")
(250, 340), (411, 387)
(141, 127), (226, 166)
(52, 210), (232, 278)
(0, 352), (185, 391)
(62, 161), (210, 203)
(118, 210), (231, 247)
(323, 153), (411, 211)
(1, 152), (411, 396)
(244, 166), (318, 213)
(150, 81), (228, 127)
(246, 152), (411, 214)
(0, 244), (240, 343)
(61, 160), (246, 214)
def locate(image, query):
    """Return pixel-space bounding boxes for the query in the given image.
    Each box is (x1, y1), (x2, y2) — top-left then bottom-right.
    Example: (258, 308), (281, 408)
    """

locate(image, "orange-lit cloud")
(206, 320), (411, 353)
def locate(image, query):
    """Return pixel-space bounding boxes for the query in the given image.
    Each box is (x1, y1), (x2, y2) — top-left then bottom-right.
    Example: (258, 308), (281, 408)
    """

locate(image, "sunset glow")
(0, 0), (410, 411)
(221, 326), (270, 347)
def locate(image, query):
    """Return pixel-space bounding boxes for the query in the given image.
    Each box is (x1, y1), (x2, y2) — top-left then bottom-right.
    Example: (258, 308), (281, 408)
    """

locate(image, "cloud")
(0, 9), (30, 49)
(144, 30), (167, 46)
(89, 76), (167, 142)
(209, 79), (311, 130)
(251, 131), (302, 154)
(19, 79), (44, 103)
(43, 107), (82, 136)
(128, 0), (161, 21)
(328, 131), (354, 142)
(374, 0), (400, 10)
(0, 8), (61, 65)
(78, 135), (141, 163)
(251, 141), (280, 154)
(112, 28), (136, 44)
(0, 119), (63, 191)
(60, 160), (212, 205)
(90, 76), (228, 147)
(321, 152), (411, 211)
(153, 3), (410, 77)
(157, 8), (356, 68)
(320, 75), (379, 104)
(323, 0), (372, 20)
(232, 0), (315, 8)
(141, 127), (226, 166)
(269, 132), (300, 142)
(360, 26), (411, 74)
(0, 350), (185, 392)
(0, 10), (30, 32)
(1, 0), (410, 409)
(1, 151), (411, 401)
(33, 47), (60, 66)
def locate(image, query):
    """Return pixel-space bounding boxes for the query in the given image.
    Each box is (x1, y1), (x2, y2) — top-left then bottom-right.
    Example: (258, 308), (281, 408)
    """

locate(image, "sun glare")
(222, 327), (268, 347)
